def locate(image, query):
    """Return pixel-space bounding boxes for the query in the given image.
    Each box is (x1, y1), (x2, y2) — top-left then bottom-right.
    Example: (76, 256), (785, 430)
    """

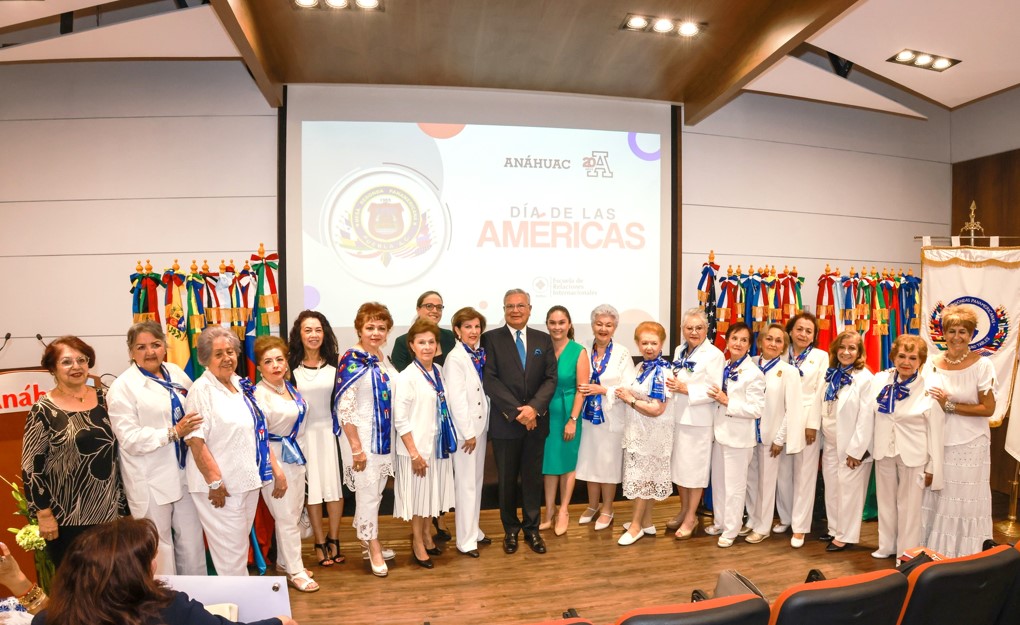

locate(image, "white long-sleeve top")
(758, 357), (801, 447)
(672, 341), (726, 427)
(393, 364), (447, 459)
(444, 342), (490, 442)
(107, 362), (192, 510)
(713, 357), (766, 448)
(823, 368), (875, 462)
(871, 369), (945, 490)
(787, 346), (828, 453)
(589, 341), (636, 433)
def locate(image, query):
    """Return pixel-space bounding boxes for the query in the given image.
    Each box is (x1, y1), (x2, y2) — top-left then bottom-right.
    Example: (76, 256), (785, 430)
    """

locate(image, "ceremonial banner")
(920, 247), (1020, 458)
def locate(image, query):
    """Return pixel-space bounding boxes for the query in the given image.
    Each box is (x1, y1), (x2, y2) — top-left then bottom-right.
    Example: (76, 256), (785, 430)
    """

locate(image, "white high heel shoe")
(578, 505), (601, 525)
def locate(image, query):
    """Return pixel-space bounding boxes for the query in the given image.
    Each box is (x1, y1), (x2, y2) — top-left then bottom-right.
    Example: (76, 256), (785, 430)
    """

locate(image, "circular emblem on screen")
(927, 296), (1009, 356)
(322, 166), (450, 286)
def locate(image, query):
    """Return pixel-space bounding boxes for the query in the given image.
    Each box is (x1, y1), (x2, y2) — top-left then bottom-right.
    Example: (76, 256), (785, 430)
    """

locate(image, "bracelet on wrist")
(944, 400), (957, 414)
(168, 426), (179, 443)
(207, 480), (223, 490)
(411, 455), (421, 462)
(18, 584), (45, 610)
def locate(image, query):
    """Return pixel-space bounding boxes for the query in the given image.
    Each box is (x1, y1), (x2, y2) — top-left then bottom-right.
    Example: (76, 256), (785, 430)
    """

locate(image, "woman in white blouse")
(664, 307), (725, 540)
(576, 304), (635, 532)
(776, 312), (829, 548)
(392, 318), (458, 569)
(872, 334), (943, 561)
(107, 321), (205, 576)
(444, 307), (491, 557)
(744, 323), (800, 545)
(335, 302), (399, 577)
(922, 305), (996, 558)
(253, 336), (318, 593)
(704, 322), (766, 548)
(184, 326), (284, 576)
(819, 330), (874, 553)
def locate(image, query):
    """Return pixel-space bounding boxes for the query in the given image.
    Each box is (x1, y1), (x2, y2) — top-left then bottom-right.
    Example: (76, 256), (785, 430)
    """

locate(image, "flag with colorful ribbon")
(130, 262), (163, 324)
(185, 266), (207, 379)
(162, 264), (190, 372)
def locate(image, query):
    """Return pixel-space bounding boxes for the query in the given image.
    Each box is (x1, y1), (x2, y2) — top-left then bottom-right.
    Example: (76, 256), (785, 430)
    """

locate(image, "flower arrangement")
(3, 475), (55, 592)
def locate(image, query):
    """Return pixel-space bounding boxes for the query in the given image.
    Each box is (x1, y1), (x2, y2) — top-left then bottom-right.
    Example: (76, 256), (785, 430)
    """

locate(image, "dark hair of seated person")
(41, 518), (174, 625)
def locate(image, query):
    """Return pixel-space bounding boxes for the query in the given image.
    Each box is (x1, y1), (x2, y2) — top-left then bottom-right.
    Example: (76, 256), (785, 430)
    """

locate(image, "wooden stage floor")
(286, 492), (1015, 625)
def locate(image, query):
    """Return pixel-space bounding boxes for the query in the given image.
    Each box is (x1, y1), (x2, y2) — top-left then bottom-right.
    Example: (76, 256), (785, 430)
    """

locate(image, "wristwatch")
(630, 398), (638, 408)
(569, 415), (578, 422)
(207, 480), (223, 490)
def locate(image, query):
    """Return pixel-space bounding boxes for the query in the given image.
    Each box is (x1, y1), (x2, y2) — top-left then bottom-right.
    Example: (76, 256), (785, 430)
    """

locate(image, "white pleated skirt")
(393, 454), (456, 521)
(575, 422), (624, 483)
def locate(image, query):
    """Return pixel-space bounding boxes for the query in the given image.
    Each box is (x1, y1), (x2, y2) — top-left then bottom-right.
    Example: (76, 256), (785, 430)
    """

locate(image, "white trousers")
(821, 437), (871, 544)
(261, 453), (307, 575)
(135, 490), (206, 576)
(745, 444), (781, 536)
(192, 488), (259, 576)
(452, 431), (488, 552)
(353, 473), (388, 541)
(710, 442), (754, 540)
(875, 455), (925, 558)
(776, 437), (821, 533)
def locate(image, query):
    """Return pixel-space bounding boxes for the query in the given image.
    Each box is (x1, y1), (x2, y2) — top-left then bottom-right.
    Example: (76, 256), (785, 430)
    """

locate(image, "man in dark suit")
(482, 288), (558, 554)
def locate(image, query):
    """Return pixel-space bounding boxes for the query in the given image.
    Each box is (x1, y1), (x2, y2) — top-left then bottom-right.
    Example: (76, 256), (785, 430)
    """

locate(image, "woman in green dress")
(540, 306), (590, 536)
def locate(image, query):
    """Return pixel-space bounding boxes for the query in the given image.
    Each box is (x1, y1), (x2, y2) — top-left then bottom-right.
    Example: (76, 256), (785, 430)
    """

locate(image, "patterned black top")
(21, 388), (128, 525)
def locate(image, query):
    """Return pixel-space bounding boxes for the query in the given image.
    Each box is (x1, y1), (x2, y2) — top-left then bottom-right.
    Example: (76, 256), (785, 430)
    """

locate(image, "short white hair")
(503, 288), (531, 304)
(681, 307), (708, 326)
(590, 304), (619, 325)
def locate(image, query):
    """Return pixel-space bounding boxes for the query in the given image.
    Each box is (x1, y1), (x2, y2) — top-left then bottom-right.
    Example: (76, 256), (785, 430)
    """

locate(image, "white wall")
(950, 86), (1020, 163)
(680, 85), (953, 323)
(0, 61), (277, 378)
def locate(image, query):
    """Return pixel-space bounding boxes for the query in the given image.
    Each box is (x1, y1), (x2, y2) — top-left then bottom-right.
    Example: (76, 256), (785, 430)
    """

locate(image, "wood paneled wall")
(952, 148), (1020, 494)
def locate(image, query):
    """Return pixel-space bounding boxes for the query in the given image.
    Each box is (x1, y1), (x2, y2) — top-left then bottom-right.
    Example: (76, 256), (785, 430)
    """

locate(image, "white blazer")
(393, 364), (447, 458)
(589, 341), (636, 433)
(672, 341), (726, 427)
(444, 342), (490, 441)
(870, 369), (945, 490)
(758, 358), (801, 446)
(786, 347), (828, 453)
(713, 357), (766, 449)
(107, 362), (192, 511)
(827, 368), (875, 462)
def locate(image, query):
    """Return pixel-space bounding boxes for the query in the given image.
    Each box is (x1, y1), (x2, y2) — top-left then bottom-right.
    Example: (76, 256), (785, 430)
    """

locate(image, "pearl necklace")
(298, 357), (325, 382)
(262, 380), (287, 395)
(943, 351), (968, 366)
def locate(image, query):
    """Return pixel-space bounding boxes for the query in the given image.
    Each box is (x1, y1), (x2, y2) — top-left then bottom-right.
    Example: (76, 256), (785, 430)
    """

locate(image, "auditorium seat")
(768, 570), (907, 625)
(613, 594), (770, 625)
(992, 541), (1020, 625)
(898, 544), (1020, 625)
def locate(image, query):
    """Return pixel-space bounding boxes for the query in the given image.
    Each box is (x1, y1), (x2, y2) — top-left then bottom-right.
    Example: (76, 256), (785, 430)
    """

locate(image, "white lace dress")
(621, 367), (674, 501)
(921, 357), (996, 558)
(294, 363), (343, 505)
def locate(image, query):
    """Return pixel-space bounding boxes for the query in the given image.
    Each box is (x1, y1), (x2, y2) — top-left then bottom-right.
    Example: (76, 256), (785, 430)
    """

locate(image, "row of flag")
(128, 245), (281, 380)
(696, 254), (921, 371)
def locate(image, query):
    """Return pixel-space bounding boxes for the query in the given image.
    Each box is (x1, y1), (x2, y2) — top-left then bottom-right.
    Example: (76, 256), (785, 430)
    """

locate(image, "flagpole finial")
(824, 263), (830, 273)
(871, 265), (877, 275)
(708, 249), (715, 263)
(834, 266), (841, 276)
(736, 264), (742, 275)
(792, 265), (798, 274)
(172, 259), (180, 272)
(960, 200), (984, 243)
(202, 259), (210, 273)
(220, 259), (227, 273)
(145, 259), (152, 273)
(908, 267), (914, 276)
(190, 259), (198, 273)
(850, 265), (856, 274)
(243, 259), (251, 271)
(727, 264), (733, 275)
(258, 242), (266, 258)
(136, 260), (143, 272)
(784, 264), (791, 274)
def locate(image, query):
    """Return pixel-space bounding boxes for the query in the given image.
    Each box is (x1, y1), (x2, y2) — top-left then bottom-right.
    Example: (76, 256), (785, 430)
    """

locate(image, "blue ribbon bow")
(583, 340), (613, 424)
(824, 365), (854, 402)
(414, 360), (458, 459)
(267, 380), (307, 465)
(789, 347), (809, 377)
(876, 371), (917, 414)
(238, 377), (274, 483)
(636, 354), (671, 402)
(335, 350), (392, 455)
(722, 355), (746, 393)
(462, 343), (486, 380)
(137, 364), (189, 469)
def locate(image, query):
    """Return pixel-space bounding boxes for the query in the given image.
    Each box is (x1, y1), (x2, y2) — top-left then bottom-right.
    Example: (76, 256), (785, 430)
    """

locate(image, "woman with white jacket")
(393, 318), (458, 569)
(776, 312), (829, 548)
(871, 334), (944, 561)
(819, 330), (874, 553)
(704, 322), (766, 548)
(744, 323), (801, 545)
(107, 321), (205, 576)
(664, 307), (725, 540)
(444, 307), (491, 557)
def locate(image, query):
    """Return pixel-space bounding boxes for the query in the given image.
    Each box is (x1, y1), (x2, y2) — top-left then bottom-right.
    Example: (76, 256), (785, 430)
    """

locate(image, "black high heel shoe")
(425, 546), (442, 556)
(432, 517), (452, 541)
(325, 537), (345, 564)
(413, 552), (434, 569)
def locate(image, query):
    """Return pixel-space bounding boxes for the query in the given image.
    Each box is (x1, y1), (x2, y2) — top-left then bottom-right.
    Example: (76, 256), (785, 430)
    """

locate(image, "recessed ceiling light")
(295, 0), (318, 7)
(932, 58), (952, 70)
(914, 54), (933, 67)
(625, 16), (649, 30)
(677, 21), (700, 37)
(355, 0), (380, 8)
(652, 18), (674, 33)
(887, 48), (960, 72)
(324, 0), (348, 6)
(895, 50), (916, 62)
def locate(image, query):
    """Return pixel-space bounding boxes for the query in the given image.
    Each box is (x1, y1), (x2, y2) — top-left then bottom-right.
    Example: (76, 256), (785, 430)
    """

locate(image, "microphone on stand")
(36, 334), (48, 347)
(0, 332), (10, 354)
